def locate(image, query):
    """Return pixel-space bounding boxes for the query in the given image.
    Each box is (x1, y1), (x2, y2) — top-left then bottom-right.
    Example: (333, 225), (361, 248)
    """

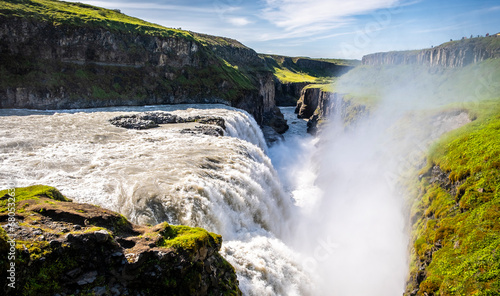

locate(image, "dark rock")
(93, 229), (110, 242)
(77, 271), (98, 285)
(0, 185), (241, 296)
(262, 107), (288, 134)
(274, 81), (309, 106)
(109, 112), (227, 135)
(109, 116), (159, 129)
(261, 126), (284, 146)
(180, 125), (224, 137)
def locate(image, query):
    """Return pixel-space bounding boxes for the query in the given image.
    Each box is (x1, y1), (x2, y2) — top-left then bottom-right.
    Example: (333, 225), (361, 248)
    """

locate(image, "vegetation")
(0, 0), (261, 107)
(272, 67), (321, 83)
(157, 222), (222, 250)
(0, 0), (193, 39)
(260, 54), (353, 85)
(406, 99), (500, 295)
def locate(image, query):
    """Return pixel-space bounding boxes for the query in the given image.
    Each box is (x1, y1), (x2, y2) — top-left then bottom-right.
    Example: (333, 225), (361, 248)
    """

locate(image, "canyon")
(1, 1), (500, 296)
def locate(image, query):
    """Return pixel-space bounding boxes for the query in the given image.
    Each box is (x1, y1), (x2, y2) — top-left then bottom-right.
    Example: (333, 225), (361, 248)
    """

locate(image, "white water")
(0, 104), (314, 295)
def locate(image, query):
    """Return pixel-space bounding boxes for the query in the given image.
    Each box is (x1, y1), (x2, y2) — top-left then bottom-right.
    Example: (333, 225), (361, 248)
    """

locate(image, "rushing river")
(0, 104), (315, 295)
(0, 101), (468, 295)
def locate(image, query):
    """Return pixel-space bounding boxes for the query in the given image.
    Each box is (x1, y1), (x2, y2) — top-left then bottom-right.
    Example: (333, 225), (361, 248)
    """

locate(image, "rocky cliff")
(0, 0), (285, 130)
(261, 54), (355, 106)
(274, 81), (309, 106)
(295, 87), (368, 134)
(362, 36), (500, 67)
(0, 185), (241, 296)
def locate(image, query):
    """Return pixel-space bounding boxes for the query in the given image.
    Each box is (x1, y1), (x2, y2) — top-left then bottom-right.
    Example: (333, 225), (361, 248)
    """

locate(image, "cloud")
(261, 0), (401, 32)
(227, 17), (252, 26)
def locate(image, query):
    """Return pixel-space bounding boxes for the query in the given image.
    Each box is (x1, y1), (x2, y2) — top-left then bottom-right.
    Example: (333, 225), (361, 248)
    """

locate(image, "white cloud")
(261, 0), (401, 32)
(227, 17), (252, 26)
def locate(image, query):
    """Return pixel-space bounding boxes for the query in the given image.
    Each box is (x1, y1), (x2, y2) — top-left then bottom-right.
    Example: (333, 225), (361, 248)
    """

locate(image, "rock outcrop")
(0, 1), (287, 132)
(362, 36), (500, 67)
(274, 81), (309, 106)
(0, 185), (241, 296)
(295, 88), (369, 134)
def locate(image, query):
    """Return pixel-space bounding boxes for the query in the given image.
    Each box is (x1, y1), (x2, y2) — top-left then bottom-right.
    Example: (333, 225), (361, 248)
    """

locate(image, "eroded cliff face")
(0, 16), (284, 128)
(362, 37), (500, 67)
(274, 81), (309, 106)
(295, 87), (368, 134)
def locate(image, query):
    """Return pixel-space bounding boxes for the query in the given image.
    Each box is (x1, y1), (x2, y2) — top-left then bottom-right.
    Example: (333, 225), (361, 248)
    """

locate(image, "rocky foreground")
(0, 185), (241, 296)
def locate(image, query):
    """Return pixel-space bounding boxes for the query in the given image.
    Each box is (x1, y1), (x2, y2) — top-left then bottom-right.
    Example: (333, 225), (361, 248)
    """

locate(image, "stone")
(77, 271), (98, 285)
(93, 229), (110, 242)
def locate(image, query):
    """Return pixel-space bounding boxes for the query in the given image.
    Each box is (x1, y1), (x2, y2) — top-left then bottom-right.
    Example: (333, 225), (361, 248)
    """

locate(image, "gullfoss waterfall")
(0, 105), (312, 295)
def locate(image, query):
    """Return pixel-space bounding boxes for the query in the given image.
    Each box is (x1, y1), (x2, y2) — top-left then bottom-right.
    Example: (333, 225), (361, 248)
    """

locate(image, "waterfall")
(0, 105), (313, 295)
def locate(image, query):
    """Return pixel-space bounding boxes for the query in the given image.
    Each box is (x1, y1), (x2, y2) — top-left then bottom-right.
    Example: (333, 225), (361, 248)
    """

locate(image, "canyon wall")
(362, 36), (500, 67)
(295, 87), (368, 134)
(0, 15), (282, 127)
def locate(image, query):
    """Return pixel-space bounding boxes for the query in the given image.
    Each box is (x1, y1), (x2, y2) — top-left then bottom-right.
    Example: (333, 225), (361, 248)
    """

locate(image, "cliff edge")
(0, 0), (285, 130)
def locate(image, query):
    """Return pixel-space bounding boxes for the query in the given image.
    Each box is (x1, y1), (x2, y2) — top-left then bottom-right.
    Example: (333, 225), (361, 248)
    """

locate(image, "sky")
(65, 0), (500, 59)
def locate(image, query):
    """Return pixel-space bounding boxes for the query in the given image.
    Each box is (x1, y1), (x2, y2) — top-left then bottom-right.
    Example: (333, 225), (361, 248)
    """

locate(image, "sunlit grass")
(0, 0), (193, 39)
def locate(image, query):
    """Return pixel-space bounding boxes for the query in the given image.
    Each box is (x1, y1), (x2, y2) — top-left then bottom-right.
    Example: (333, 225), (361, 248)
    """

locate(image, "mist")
(269, 62), (492, 295)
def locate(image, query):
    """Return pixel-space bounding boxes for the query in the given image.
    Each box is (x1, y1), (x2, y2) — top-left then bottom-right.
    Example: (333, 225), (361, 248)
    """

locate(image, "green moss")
(0, 185), (69, 211)
(156, 222), (222, 250)
(409, 99), (500, 295)
(22, 254), (78, 296)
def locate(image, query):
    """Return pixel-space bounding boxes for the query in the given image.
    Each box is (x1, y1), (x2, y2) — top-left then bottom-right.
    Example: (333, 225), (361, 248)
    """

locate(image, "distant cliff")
(362, 36), (500, 67)
(0, 0), (283, 129)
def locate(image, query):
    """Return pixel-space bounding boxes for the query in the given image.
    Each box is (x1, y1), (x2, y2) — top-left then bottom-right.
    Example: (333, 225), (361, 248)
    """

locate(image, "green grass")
(406, 99), (500, 295)
(261, 54), (351, 84)
(272, 67), (322, 83)
(0, 0), (193, 39)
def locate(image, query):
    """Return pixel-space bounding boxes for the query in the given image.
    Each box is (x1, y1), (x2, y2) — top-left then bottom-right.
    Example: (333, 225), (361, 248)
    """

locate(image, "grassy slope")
(0, 0), (193, 39)
(407, 100), (500, 295)
(259, 54), (354, 84)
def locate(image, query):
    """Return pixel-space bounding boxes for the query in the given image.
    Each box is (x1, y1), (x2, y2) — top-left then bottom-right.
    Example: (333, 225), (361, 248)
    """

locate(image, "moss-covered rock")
(0, 185), (241, 296)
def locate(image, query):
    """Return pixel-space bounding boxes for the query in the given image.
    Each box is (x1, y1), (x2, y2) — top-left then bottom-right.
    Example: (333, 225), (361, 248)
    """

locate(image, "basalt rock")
(0, 185), (241, 296)
(109, 112), (226, 131)
(295, 88), (368, 135)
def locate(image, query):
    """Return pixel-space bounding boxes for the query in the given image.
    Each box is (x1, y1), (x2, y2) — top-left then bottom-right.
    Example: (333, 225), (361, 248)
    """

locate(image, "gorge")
(1, 0), (500, 295)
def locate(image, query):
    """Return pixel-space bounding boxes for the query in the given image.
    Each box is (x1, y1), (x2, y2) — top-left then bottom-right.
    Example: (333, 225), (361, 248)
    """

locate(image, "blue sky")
(66, 0), (500, 59)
